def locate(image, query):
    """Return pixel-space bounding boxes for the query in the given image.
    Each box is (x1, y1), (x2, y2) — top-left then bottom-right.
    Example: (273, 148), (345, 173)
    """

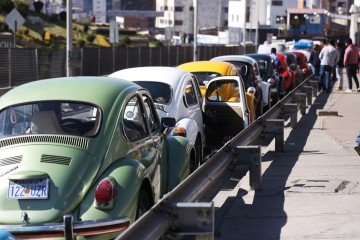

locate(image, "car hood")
(0, 140), (100, 224)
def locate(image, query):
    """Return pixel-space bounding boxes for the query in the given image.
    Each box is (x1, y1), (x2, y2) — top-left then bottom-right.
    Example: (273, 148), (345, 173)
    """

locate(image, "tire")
(135, 188), (152, 220)
(255, 95), (263, 119)
(196, 137), (204, 165)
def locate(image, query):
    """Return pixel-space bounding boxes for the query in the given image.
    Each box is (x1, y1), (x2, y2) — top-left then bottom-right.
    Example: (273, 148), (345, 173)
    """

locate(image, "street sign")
(5, 8), (25, 32)
(109, 20), (119, 44)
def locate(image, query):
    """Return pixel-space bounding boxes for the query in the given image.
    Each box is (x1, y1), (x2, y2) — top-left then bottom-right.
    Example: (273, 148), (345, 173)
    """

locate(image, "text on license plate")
(8, 179), (49, 199)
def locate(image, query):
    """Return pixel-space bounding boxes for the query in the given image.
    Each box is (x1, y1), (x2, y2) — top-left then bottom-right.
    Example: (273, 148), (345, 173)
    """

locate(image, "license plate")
(8, 179), (49, 199)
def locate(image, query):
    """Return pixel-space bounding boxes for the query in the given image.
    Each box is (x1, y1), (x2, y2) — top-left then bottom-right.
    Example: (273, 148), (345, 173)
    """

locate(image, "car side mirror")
(161, 117), (176, 129)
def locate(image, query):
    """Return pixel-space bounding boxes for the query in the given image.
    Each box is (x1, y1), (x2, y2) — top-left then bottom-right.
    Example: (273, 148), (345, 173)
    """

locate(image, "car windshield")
(191, 72), (221, 87)
(0, 101), (100, 138)
(226, 61), (248, 76)
(256, 60), (268, 77)
(134, 81), (172, 105)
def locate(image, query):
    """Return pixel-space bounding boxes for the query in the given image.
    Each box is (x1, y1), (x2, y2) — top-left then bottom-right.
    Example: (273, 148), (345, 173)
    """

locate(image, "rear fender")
(167, 136), (191, 191)
(78, 158), (149, 223)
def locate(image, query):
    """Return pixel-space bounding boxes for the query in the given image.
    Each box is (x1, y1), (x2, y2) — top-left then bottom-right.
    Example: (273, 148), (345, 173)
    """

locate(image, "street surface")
(213, 75), (360, 240)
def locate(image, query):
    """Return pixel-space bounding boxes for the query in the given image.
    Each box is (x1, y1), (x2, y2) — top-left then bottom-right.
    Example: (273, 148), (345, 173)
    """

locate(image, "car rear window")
(134, 81), (172, 105)
(0, 101), (101, 138)
(191, 72), (221, 86)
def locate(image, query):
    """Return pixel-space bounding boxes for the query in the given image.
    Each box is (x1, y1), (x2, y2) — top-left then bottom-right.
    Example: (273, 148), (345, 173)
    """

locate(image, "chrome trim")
(0, 216), (130, 239)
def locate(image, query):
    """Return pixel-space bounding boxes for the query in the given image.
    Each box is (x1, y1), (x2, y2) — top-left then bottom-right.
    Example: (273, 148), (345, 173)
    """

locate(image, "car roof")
(178, 61), (236, 75)
(0, 76), (141, 110)
(210, 55), (256, 65)
(245, 53), (272, 61)
(109, 66), (192, 88)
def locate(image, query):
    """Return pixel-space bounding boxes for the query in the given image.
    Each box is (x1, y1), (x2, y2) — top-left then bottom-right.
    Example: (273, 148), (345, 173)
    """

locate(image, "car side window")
(184, 80), (198, 106)
(122, 95), (149, 142)
(142, 94), (160, 133)
(206, 80), (240, 102)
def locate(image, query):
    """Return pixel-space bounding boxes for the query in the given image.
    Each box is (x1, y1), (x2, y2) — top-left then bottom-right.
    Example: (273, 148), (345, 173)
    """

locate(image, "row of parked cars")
(0, 49), (312, 239)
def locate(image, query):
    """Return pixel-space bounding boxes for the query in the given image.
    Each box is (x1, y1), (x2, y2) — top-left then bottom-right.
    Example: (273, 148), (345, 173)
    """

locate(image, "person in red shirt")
(344, 37), (360, 93)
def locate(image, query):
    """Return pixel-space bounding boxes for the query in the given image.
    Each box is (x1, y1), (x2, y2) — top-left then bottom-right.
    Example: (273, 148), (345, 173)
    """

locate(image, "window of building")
(189, 6), (194, 11)
(175, 20), (183, 25)
(224, 7), (228, 13)
(175, 6), (183, 12)
(246, 6), (250, 22)
(272, 0), (282, 6)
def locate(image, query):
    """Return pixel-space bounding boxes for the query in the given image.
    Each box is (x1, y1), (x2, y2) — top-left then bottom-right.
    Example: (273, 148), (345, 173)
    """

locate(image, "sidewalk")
(213, 75), (360, 239)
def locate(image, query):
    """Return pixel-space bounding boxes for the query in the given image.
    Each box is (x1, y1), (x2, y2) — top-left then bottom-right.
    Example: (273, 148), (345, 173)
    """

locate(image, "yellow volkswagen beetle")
(177, 61), (255, 123)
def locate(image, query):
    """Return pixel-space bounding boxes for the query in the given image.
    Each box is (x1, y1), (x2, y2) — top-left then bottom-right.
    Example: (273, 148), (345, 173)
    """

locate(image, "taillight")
(267, 78), (275, 86)
(171, 127), (186, 137)
(94, 177), (117, 210)
(247, 86), (256, 95)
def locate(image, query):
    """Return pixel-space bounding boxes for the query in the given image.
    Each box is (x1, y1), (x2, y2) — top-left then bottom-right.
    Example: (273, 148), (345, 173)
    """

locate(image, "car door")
(122, 93), (163, 201)
(183, 76), (204, 137)
(203, 76), (250, 147)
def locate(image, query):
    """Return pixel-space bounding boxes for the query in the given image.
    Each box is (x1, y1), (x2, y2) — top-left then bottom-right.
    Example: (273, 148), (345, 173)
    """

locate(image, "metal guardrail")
(115, 76), (318, 240)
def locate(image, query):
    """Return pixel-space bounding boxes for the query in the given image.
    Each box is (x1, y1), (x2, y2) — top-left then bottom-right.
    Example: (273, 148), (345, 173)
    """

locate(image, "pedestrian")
(308, 44), (321, 76)
(355, 131), (360, 155)
(344, 37), (360, 93)
(319, 39), (340, 93)
(270, 47), (280, 70)
(335, 41), (345, 91)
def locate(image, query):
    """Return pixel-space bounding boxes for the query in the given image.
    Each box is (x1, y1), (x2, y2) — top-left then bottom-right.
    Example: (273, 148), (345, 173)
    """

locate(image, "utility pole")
(193, 0), (198, 61)
(66, 0), (72, 77)
(243, 0), (247, 54)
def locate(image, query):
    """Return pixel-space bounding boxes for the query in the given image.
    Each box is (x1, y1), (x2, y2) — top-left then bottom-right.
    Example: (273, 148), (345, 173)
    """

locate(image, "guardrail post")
(233, 145), (262, 190)
(293, 93), (307, 115)
(264, 119), (284, 152)
(171, 202), (214, 239)
(308, 79), (319, 96)
(301, 85), (313, 106)
(281, 103), (298, 128)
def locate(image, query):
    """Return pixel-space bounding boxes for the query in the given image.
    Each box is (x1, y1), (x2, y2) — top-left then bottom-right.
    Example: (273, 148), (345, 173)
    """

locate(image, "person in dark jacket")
(309, 44), (321, 76)
(335, 41), (345, 91)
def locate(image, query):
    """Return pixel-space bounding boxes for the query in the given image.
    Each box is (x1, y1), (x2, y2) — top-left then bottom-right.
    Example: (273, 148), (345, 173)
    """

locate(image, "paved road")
(212, 75), (360, 240)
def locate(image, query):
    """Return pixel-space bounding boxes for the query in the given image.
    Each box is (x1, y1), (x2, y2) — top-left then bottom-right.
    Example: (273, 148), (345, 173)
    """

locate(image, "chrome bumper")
(0, 215), (130, 239)
(270, 88), (278, 93)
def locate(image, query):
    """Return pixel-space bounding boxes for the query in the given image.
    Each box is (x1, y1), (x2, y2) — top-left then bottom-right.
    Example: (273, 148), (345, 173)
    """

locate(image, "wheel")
(196, 137), (204, 165)
(255, 95), (263, 118)
(135, 189), (152, 220)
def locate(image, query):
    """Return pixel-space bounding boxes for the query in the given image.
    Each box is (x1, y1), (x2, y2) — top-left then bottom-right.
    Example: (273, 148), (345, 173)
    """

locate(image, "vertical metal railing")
(0, 45), (246, 90)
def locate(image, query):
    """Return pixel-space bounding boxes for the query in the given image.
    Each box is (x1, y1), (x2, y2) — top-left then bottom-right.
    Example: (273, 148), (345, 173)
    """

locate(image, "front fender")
(79, 158), (148, 224)
(167, 136), (192, 191)
(175, 118), (199, 146)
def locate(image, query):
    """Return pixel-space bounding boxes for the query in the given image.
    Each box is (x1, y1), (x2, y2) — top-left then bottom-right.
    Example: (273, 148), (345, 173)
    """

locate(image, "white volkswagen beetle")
(210, 55), (271, 117)
(109, 67), (204, 172)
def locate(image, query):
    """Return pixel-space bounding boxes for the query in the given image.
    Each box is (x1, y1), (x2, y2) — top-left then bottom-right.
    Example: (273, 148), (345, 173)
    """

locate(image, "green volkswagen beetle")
(0, 76), (192, 239)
